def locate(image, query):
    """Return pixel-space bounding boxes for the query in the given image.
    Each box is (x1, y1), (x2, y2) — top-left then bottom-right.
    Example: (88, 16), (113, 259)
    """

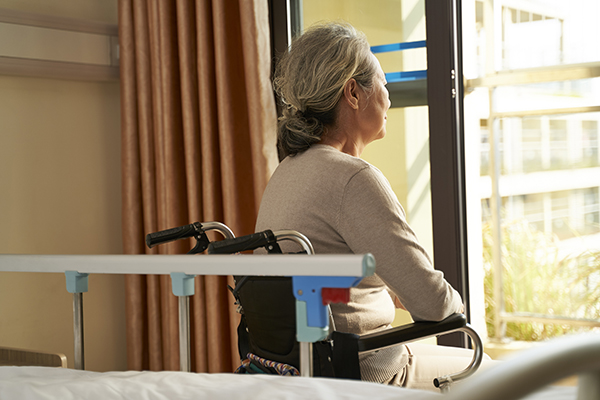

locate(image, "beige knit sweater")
(255, 144), (463, 383)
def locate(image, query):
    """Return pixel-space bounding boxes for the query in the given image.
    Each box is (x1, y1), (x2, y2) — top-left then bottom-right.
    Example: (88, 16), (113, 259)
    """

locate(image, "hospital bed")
(1, 224), (598, 399)
(0, 334), (597, 399)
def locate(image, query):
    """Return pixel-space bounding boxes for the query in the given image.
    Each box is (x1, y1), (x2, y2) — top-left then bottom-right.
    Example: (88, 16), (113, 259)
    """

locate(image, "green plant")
(483, 219), (600, 341)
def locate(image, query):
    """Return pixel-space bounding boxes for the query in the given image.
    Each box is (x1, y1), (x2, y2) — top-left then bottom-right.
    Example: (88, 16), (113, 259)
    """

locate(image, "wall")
(0, 1), (126, 371)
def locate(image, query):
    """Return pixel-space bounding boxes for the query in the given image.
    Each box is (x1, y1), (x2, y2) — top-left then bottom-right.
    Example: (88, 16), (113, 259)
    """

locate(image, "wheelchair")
(147, 223), (483, 389)
(206, 229), (484, 391)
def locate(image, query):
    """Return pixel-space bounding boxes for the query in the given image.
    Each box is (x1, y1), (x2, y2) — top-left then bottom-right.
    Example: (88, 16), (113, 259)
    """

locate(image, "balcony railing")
(470, 61), (600, 340)
(371, 40), (428, 108)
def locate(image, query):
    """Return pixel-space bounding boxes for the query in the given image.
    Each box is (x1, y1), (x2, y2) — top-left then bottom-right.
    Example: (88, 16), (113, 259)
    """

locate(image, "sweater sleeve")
(337, 166), (463, 322)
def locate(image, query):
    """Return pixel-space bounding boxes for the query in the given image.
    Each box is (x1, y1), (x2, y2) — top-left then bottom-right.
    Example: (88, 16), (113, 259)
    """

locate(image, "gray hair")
(273, 22), (377, 156)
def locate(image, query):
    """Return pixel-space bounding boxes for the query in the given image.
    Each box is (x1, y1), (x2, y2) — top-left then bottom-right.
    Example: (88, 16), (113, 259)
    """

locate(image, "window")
(464, 0), (600, 342)
(296, 0), (434, 328)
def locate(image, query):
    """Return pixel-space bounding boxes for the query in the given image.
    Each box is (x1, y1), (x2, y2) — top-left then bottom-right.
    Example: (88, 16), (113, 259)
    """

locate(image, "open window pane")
(464, 0), (600, 347)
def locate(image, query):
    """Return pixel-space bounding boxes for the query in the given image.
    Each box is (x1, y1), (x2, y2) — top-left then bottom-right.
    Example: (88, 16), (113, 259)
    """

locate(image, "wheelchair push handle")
(207, 229), (314, 255)
(207, 230), (279, 254)
(146, 222), (202, 248)
(146, 221), (234, 254)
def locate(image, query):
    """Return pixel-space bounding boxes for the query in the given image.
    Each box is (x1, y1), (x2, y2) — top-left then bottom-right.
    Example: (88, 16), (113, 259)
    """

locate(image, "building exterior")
(464, 0), (600, 339)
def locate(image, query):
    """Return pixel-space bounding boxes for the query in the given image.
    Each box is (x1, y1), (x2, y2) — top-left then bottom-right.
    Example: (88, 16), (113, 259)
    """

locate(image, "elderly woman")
(255, 22), (477, 390)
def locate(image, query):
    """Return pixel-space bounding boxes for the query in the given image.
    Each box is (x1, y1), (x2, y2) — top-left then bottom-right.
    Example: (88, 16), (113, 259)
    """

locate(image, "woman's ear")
(342, 78), (360, 110)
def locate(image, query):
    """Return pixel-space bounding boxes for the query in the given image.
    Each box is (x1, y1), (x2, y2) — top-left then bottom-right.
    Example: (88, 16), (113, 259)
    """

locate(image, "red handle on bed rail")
(322, 287), (350, 305)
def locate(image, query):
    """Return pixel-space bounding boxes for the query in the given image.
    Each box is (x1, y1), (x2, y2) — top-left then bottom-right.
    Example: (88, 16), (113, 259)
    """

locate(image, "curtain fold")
(119, 0), (278, 372)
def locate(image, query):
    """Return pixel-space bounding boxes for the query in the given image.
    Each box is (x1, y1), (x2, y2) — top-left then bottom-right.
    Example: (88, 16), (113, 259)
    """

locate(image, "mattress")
(0, 366), (440, 400)
(0, 366), (578, 400)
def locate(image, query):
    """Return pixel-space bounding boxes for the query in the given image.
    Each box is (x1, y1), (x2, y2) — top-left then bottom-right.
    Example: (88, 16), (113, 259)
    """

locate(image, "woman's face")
(358, 54), (391, 145)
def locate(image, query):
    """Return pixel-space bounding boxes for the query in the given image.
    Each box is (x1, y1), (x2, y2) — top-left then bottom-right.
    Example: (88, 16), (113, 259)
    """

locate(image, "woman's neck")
(319, 126), (365, 157)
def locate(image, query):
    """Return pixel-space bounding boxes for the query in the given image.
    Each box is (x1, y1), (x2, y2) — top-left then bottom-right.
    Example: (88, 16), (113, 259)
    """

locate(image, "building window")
(466, 0), (600, 341)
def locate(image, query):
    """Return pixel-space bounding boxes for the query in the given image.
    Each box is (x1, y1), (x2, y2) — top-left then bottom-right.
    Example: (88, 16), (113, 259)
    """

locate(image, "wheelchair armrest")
(356, 313), (484, 390)
(357, 313), (467, 353)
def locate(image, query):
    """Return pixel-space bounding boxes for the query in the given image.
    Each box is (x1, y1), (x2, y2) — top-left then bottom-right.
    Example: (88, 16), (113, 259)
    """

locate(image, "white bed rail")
(0, 253), (374, 372)
(0, 254), (372, 276)
(445, 333), (600, 400)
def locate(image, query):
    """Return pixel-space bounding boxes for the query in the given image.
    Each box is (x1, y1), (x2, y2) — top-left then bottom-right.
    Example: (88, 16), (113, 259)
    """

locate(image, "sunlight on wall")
(0, 0), (125, 372)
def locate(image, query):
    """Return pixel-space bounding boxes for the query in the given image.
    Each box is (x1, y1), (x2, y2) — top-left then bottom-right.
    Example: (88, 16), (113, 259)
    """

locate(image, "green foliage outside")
(483, 219), (600, 341)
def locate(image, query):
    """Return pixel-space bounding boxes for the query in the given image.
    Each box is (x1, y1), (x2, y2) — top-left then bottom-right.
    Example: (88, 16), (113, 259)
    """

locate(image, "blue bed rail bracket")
(65, 271), (88, 370)
(171, 272), (196, 297)
(293, 276), (361, 342)
(292, 253), (376, 343)
(65, 271), (89, 293)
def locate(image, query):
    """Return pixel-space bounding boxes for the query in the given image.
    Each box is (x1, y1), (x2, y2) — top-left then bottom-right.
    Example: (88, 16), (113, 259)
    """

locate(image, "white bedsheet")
(0, 366), (441, 400)
(0, 366), (578, 400)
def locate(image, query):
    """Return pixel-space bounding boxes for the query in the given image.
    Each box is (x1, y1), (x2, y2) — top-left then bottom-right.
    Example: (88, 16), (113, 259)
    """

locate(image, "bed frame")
(0, 346), (67, 368)
(0, 249), (483, 387)
(0, 251), (374, 372)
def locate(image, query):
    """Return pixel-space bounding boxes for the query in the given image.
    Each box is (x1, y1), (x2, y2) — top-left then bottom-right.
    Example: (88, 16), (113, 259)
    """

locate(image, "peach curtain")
(118, 0), (278, 372)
